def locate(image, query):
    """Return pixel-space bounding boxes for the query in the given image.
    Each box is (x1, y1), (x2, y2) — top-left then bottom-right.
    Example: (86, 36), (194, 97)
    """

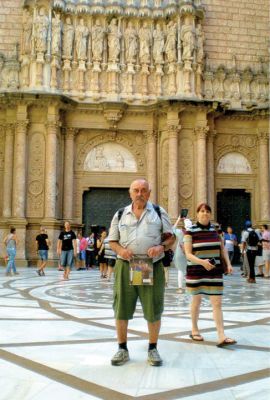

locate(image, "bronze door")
(82, 187), (130, 235)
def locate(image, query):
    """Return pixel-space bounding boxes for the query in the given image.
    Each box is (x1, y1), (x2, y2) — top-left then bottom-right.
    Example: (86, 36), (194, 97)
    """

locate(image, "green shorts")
(113, 259), (165, 323)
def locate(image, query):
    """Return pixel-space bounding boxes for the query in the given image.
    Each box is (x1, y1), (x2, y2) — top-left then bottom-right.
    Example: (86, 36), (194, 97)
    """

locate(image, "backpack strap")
(153, 204), (161, 220)
(117, 207), (125, 222)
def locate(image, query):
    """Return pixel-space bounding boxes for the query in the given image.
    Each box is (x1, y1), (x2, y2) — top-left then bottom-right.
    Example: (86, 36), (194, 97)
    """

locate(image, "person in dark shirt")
(57, 221), (77, 280)
(36, 227), (50, 276)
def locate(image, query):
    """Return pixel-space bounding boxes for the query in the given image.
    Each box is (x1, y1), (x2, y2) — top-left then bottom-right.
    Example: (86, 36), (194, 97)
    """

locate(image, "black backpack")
(117, 205), (174, 267)
(247, 230), (259, 247)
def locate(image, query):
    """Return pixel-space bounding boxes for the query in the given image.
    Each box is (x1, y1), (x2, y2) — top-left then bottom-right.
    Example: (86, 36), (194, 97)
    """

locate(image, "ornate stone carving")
(139, 21), (152, 64)
(33, 7), (49, 54)
(181, 17), (196, 62)
(108, 18), (121, 63)
(125, 21), (138, 64)
(164, 21), (177, 63)
(92, 19), (105, 62)
(63, 16), (75, 59)
(194, 125), (209, 139)
(153, 23), (165, 64)
(217, 152), (252, 174)
(75, 18), (89, 61)
(26, 132), (45, 217)
(179, 138), (194, 200)
(257, 131), (269, 145)
(21, 9), (33, 55)
(51, 12), (62, 56)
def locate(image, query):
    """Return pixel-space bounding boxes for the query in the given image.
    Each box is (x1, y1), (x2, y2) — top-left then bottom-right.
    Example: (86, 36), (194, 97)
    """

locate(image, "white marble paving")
(0, 267), (269, 400)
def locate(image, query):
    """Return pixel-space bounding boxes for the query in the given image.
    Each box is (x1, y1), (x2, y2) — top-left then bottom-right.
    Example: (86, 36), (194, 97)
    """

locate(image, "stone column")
(167, 113), (180, 219)
(146, 130), (157, 204)
(207, 129), (217, 215)
(258, 131), (270, 221)
(44, 121), (59, 219)
(195, 125), (209, 204)
(63, 128), (76, 220)
(2, 124), (15, 218)
(12, 121), (28, 218)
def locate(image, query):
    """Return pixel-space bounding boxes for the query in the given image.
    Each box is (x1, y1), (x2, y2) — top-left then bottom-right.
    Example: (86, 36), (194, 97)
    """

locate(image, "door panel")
(82, 187), (130, 235)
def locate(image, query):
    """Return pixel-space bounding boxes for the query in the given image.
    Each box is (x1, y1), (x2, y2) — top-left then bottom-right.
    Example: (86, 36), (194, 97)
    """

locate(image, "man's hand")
(119, 248), (134, 261)
(147, 245), (164, 258)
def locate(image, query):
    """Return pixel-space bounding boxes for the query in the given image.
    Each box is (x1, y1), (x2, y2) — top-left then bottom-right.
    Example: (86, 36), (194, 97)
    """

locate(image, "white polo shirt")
(108, 201), (173, 262)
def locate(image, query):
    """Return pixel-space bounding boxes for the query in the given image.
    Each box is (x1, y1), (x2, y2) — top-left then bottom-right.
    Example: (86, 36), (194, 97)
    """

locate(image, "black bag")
(247, 230), (259, 247)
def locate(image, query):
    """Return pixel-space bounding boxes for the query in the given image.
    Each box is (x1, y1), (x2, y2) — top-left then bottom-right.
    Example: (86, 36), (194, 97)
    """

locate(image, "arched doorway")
(82, 187), (130, 235)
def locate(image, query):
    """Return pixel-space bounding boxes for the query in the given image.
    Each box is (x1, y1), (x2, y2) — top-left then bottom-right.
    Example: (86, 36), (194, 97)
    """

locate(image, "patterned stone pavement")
(0, 267), (269, 400)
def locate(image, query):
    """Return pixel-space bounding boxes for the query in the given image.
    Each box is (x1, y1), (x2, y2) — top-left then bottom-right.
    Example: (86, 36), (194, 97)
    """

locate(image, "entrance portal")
(217, 189), (251, 242)
(82, 187), (130, 235)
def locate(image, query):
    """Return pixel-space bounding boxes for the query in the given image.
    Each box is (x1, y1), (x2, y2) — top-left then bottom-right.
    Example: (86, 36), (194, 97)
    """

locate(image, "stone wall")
(202, 0), (269, 69)
(0, 0), (23, 57)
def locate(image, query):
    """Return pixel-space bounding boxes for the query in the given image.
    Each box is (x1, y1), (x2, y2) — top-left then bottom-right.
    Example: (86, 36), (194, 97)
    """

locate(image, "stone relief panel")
(217, 152), (252, 174)
(26, 132), (45, 217)
(84, 143), (137, 172)
(76, 131), (145, 172)
(0, 130), (4, 170)
(215, 133), (258, 173)
(179, 136), (194, 210)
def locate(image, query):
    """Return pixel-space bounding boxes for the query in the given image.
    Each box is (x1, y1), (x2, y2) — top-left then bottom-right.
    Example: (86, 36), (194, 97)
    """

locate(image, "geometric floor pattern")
(0, 267), (269, 400)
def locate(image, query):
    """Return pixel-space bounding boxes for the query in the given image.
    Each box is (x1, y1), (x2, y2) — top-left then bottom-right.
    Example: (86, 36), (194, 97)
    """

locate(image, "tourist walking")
(261, 224), (270, 278)
(57, 221), (77, 280)
(97, 229), (108, 279)
(104, 235), (116, 281)
(241, 221), (260, 283)
(86, 232), (96, 269)
(108, 179), (174, 366)
(184, 203), (236, 347)
(254, 228), (264, 277)
(36, 227), (50, 276)
(224, 226), (237, 263)
(173, 216), (188, 294)
(4, 227), (19, 276)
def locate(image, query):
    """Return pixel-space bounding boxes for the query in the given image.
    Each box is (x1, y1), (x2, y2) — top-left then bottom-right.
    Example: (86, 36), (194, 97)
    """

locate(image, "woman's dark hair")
(196, 203), (212, 213)
(10, 227), (16, 234)
(262, 224), (268, 230)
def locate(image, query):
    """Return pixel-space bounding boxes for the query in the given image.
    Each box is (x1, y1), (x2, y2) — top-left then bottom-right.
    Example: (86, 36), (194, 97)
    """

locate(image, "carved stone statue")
(63, 16), (74, 59)
(33, 7), (49, 54)
(139, 21), (152, 64)
(108, 18), (121, 63)
(164, 21), (177, 63)
(91, 19), (105, 62)
(181, 21), (196, 61)
(196, 23), (204, 64)
(124, 21), (138, 64)
(51, 13), (62, 56)
(21, 9), (32, 55)
(153, 23), (165, 64)
(75, 18), (89, 61)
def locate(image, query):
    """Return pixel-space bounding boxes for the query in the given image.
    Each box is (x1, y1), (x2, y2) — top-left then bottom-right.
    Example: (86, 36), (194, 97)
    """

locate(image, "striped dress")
(184, 222), (223, 296)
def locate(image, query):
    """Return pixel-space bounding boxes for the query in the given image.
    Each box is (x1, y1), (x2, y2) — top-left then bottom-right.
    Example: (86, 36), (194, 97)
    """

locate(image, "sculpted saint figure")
(181, 21), (196, 61)
(21, 9), (33, 55)
(164, 21), (177, 63)
(63, 16), (74, 59)
(33, 7), (49, 53)
(153, 23), (165, 64)
(91, 19), (106, 61)
(51, 13), (62, 56)
(139, 21), (152, 64)
(75, 18), (89, 60)
(108, 18), (121, 62)
(196, 24), (204, 64)
(125, 21), (138, 64)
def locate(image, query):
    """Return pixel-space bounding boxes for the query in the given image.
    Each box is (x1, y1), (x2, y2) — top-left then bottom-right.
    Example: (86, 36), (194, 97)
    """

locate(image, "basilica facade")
(0, 0), (269, 265)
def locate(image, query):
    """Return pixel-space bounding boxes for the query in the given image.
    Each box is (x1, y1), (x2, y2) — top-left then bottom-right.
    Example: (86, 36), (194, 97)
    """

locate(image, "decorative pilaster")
(195, 125), (209, 204)
(44, 120), (59, 220)
(167, 111), (180, 219)
(145, 130), (157, 203)
(258, 131), (270, 221)
(207, 129), (217, 214)
(12, 120), (28, 218)
(2, 124), (15, 218)
(63, 128), (77, 220)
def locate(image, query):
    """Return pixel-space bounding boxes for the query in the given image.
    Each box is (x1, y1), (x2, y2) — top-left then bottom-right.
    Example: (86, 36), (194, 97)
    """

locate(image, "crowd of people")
(2, 178), (270, 366)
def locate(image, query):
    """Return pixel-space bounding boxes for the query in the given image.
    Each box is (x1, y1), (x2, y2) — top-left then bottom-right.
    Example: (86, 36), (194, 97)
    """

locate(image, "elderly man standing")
(109, 179), (174, 367)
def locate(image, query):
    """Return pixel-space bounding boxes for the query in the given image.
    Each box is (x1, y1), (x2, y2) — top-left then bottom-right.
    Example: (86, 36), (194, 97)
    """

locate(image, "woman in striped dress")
(184, 203), (237, 347)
